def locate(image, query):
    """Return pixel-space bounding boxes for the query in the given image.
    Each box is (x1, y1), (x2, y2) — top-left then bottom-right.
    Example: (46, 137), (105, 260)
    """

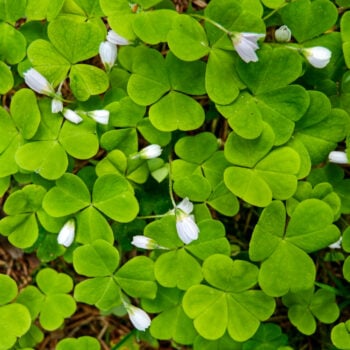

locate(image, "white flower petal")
(126, 304), (151, 331)
(107, 30), (130, 46)
(51, 98), (63, 113)
(328, 237), (342, 249)
(328, 151), (349, 164)
(232, 33), (265, 63)
(303, 46), (332, 69)
(63, 109), (83, 124)
(23, 68), (55, 95)
(87, 110), (110, 125)
(176, 213), (199, 244)
(57, 219), (75, 247)
(131, 235), (158, 249)
(139, 144), (162, 159)
(99, 41), (117, 71)
(176, 197), (193, 215)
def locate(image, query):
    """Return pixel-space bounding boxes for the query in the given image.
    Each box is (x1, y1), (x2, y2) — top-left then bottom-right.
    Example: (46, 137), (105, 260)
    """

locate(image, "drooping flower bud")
(57, 219), (75, 247)
(131, 235), (167, 250)
(302, 46), (332, 69)
(107, 30), (130, 46)
(328, 151), (349, 164)
(175, 198), (199, 244)
(63, 109), (83, 124)
(87, 110), (110, 125)
(124, 303), (151, 331)
(139, 144), (162, 159)
(99, 41), (117, 72)
(23, 68), (55, 96)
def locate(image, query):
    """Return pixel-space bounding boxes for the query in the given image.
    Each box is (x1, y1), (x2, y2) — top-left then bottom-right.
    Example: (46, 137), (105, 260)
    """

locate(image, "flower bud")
(328, 151), (349, 164)
(63, 109), (83, 124)
(107, 30), (130, 46)
(23, 68), (55, 96)
(124, 304), (151, 331)
(99, 41), (117, 71)
(302, 46), (332, 69)
(139, 144), (162, 159)
(131, 235), (166, 249)
(57, 219), (75, 247)
(87, 110), (110, 125)
(275, 25), (292, 42)
(51, 97), (63, 113)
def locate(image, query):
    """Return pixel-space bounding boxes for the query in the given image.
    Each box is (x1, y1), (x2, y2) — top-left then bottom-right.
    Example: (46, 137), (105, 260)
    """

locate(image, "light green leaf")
(206, 49), (240, 105)
(0, 0), (27, 21)
(149, 91), (205, 131)
(0, 61), (13, 94)
(10, 89), (41, 140)
(0, 22), (26, 64)
(59, 117), (99, 159)
(56, 336), (101, 350)
(0, 304), (31, 350)
(155, 249), (203, 290)
(15, 141), (68, 180)
(280, 0), (338, 43)
(25, 0), (65, 21)
(27, 39), (71, 86)
(42, 173), (90, 217)
(0, 275), (17, 305)
(133, 10), (178, 44)
(73, 239), (120, 277)
(92, 174), (139, 222)
(168, 15), (210, 61)
(36, 268), (73, 295)
(76, 206), (114, 244)
(69, 64), (109, 101)
(236, 47), (303, 95)
(74, 277), (121, 311)
(48, 17), (105, 63)
(150, 304), (197, 345)
(115, 256), (157, 299)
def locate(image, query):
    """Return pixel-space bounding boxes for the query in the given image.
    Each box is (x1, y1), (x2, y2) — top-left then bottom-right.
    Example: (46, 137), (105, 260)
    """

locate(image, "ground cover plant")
(1, 0), (350, 349)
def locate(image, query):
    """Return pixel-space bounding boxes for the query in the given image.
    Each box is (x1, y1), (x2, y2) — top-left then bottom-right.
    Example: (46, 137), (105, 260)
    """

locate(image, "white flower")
(328, 237), (342, 249)
(87, 110), (110, 125)
(107, 30), (130, 46)
(63, 109), (83, 124)
(99, 41), (117, 71)
(231, 32), (265, 63)
(302, 46), (332, 69)
(139, 144), (162, 159)
(328, 151), (349, 164)
(125, 304), (151, 331)
(57, 219), (75, 247)
(175, 198), (199, 244)
(23, 68), (55, 96)
(275, 25), (292, 42)
(131, 235), (167, 250)
(51, 97), (63, 113)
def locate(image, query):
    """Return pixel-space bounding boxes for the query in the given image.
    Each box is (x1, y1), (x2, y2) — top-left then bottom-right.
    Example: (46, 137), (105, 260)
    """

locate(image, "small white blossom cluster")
(230, 26), (332, 69)
(23, 68), (110, 125)
(99, 30), (130, 72)
(131, 197), (200, 250)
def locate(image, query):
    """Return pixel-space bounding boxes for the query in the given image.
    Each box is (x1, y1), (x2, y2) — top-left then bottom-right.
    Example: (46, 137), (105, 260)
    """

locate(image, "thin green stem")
(262, 1), (289, 21)
(168, 156), (177, 208)
(190, 13), (232, 36)
(137, 213), (169, 220)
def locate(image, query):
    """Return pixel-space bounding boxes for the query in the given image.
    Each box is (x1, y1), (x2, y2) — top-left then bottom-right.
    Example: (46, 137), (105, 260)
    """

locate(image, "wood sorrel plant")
(1, 0), (350, 349)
